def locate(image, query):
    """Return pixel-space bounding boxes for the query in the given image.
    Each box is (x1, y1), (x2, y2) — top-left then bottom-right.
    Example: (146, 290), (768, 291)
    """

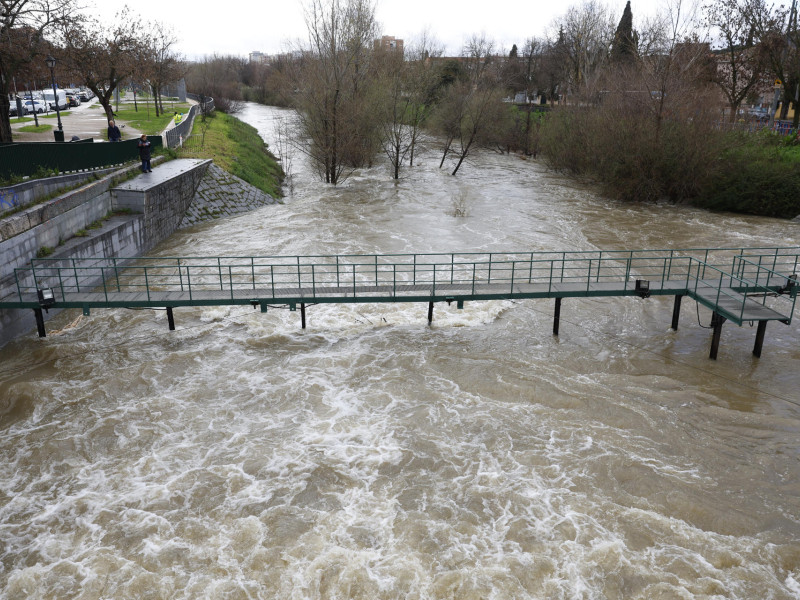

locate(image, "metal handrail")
(8, 249), (797, 326)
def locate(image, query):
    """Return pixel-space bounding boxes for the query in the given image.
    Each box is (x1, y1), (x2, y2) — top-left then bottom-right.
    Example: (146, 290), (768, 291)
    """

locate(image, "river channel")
(1, 103), (799, 599)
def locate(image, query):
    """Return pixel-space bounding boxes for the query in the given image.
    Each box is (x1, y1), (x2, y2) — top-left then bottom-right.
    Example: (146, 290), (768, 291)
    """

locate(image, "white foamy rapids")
(2, 103), (799, 599)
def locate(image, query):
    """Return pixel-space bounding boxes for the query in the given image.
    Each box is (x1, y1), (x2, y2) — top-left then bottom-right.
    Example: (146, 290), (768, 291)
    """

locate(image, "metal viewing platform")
(3, 247), (798, 359)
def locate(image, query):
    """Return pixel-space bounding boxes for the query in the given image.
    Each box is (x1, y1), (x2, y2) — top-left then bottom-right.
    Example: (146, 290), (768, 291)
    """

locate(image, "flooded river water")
(1, 103), (800, 599)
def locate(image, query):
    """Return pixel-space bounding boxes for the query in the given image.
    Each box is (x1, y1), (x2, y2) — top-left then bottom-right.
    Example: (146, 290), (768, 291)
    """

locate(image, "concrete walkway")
(114, 158), (210, 191)
(9, 97), (143, 142)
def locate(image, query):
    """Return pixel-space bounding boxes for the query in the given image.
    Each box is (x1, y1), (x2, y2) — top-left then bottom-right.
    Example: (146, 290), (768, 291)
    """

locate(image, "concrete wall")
(0, 167), (118, 214)
(0, 215), (145, 345)
(0, 158), (210, 348)
(112, 159), (211, 252)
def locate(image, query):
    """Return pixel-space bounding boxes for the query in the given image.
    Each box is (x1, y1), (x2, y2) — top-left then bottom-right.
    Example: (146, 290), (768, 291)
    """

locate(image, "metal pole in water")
(166, 307), (175, 331)
(34, 309), (46, 337)
(301, 303), (306, 329)
(671, 295), (684, 330)
(427, 301), (434, 324)
(709, 312), (726, 360)
(553, 297), (562, 336)
(753, 321), (767, 358)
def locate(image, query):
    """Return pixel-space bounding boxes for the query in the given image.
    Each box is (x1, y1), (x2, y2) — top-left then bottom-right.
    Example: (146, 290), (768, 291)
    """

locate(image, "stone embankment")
(180, 163), (281, 228)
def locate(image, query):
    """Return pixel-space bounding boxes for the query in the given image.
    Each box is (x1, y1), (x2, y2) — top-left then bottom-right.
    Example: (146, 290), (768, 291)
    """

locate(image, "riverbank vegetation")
(181, 0), (800, 217)
(178, 111), (283, 198)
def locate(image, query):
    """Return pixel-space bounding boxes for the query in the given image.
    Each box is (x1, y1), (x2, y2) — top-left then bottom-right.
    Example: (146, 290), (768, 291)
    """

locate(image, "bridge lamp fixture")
(37, 287), (55, 311)
(635, 279), (650, 299)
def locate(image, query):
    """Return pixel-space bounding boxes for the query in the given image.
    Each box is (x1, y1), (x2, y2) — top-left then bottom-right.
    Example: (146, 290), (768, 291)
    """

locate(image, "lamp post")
(45, 55), (64, 142)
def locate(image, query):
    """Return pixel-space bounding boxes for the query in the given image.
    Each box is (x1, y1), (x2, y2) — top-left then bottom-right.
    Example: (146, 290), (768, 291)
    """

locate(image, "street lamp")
(45, 55), (64, 142)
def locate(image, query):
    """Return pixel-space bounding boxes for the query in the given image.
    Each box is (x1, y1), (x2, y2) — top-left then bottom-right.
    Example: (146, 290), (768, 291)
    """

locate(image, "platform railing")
(684, 260), (796, 324)
(8, 248), (798, 325)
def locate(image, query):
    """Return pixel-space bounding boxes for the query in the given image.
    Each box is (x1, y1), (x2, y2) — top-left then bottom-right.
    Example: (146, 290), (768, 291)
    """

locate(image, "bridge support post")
(33, 308), (46, 338)
(671, 295), (684, 330)
(753, 320), (767, 358)
(427, 301), (434, 324)
(709, 311), (726, 360)
(553, 298), (562, 336)
(166, 307), (175, 331)
(301, 303), (306, 329)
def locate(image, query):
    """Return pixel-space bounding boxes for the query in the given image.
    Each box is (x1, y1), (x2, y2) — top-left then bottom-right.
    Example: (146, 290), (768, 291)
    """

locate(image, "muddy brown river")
(1, 103), (799, 599)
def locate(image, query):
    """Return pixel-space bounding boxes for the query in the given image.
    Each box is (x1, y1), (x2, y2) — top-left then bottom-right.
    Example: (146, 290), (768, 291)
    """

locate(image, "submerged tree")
(289, 0), (379, 184)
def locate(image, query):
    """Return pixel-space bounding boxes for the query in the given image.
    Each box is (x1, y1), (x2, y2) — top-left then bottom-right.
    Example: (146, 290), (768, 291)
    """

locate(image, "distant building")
(375, 36), (404, 54)
(249, 51), (268, 64)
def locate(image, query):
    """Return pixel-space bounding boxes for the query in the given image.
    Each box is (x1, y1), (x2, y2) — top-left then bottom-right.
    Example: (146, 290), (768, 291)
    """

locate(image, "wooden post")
(427, 301), (434, 324)
(301, 302), (306, 329)
(553, 297), (562, 336)
(709, 312), (726, 360)
(33, 308), (46, 338)
(166, 307), (175, 331)
(753, 320), (767, 358)
(671, 295), (683, 330)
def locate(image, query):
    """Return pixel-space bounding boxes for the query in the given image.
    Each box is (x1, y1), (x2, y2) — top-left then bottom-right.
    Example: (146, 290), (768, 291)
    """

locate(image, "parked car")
(22, 98), (46, 114)
(748, 107), (769, 120)
(66, 92), (81, 107)
(9, 102), (18, 117)
(77, 90), (91, 101)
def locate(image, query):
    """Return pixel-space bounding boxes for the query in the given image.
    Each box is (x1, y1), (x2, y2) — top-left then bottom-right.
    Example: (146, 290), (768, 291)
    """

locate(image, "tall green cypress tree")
(611, 1), (637, 62)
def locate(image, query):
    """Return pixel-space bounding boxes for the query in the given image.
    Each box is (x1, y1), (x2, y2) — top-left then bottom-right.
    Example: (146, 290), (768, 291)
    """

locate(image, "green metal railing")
(0, 136), (163, 179)
(5, 247), (797, 324)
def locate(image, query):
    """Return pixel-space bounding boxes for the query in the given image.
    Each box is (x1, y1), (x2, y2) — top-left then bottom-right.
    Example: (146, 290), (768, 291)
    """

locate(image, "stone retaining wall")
(180, 163), (280, 228)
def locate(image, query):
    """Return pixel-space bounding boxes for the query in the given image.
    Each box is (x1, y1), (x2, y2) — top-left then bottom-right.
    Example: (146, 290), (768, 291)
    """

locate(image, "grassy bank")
(103, 103), (192, 136)
(179, 111), (283, 198)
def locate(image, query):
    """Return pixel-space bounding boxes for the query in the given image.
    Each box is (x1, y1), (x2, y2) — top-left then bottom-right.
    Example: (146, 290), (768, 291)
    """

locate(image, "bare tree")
(404, 30), (444, 167)
(636, 0), (713, 139)
(550, 0), (615, 98)
(289, 0), (379, 184)
(186, 54), (246, 114)
(746, 0), (799, 124)
(145, 21), (184, 117)
(0, 0), (73, 142)
(705, 0), (768, 121)
(432, 35), (507, 176)
(59, 8), (142, 122)
(375, 47), (411, 179)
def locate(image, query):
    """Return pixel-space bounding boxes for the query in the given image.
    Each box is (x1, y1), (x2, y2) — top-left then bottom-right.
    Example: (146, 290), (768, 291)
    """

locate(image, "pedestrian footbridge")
(3, 247), (797, 359)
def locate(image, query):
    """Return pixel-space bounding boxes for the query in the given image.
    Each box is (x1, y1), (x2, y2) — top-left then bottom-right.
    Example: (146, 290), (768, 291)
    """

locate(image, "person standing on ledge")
(107, 119), (121, 142)
(138, 134), (152, 173)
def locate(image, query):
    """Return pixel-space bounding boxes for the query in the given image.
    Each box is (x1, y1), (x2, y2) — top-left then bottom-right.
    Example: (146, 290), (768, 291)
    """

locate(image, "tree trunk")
(439, 137), (453, 169)
(0, 96), (12, 144)
(524, 102), (533, 155)
(330, 89), (340, 185)
(393, 139), (400, 180)
(451, 139), (474, 176)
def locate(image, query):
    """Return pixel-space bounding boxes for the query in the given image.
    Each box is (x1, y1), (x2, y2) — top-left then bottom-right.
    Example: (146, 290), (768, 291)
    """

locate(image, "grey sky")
(87, 0), (665, 60)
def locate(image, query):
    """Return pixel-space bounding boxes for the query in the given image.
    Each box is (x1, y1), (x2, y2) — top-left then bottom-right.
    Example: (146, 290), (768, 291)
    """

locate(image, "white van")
(42, 89), (67, 111)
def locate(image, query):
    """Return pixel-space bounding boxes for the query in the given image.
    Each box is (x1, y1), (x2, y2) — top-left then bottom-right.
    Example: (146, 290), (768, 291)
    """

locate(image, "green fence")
(8, 247), (798, 324)
(0, 136), (163, 179)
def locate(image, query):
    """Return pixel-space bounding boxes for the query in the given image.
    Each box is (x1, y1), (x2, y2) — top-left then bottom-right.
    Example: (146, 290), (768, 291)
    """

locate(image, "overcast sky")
(86, 0), (666, 60)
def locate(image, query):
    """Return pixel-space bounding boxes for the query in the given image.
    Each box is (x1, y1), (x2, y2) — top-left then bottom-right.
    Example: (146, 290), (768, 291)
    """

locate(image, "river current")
(1, 103), (799, 599)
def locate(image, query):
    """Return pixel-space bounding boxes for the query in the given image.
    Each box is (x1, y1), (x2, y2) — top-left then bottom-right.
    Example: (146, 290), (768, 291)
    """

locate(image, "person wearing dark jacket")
(107, 120), (121, 142)
(138, 134), (152, 173)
